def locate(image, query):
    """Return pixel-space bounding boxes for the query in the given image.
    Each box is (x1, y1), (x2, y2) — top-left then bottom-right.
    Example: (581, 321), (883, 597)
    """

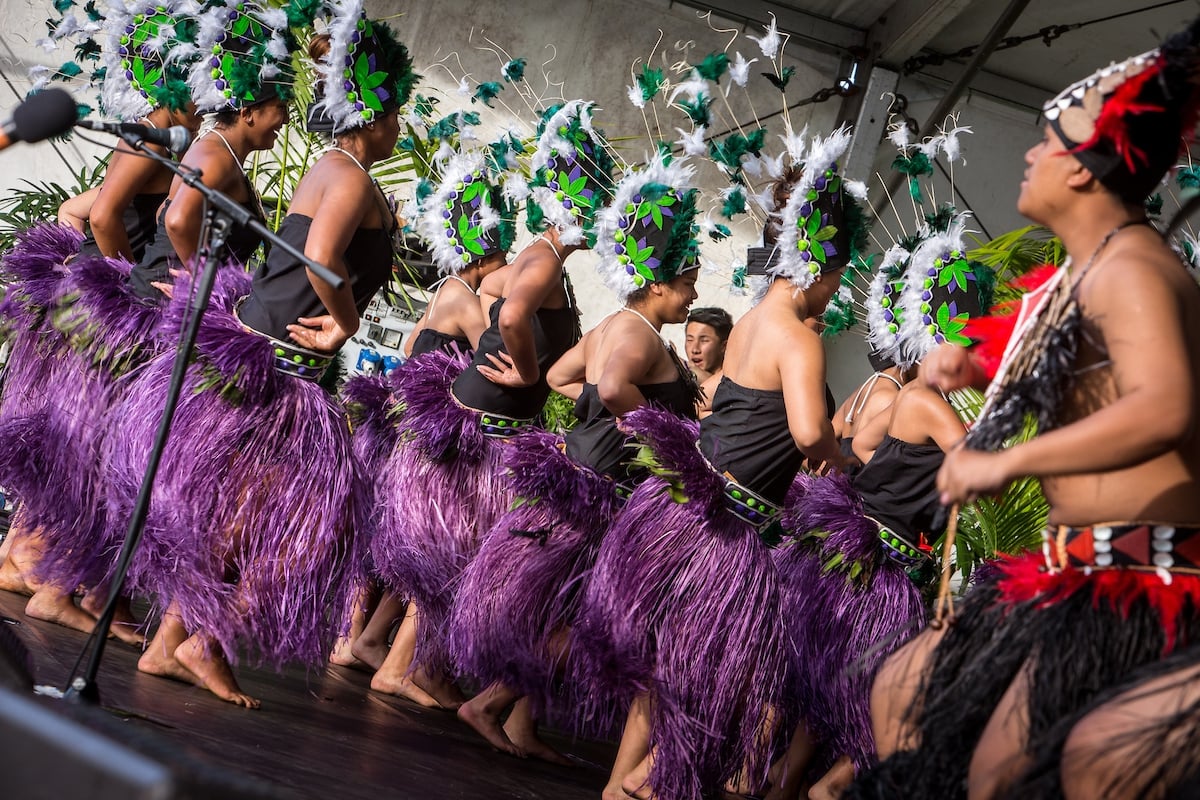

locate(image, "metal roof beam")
(870, 0), (974, 66)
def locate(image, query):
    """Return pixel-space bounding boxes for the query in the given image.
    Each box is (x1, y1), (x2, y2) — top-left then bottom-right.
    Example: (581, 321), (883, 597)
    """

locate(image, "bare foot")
(349, 635), (390, 672)
(80, 592), (146, 647)
(0, 557), (31, 595)
(329, 635), (363, 668)
(458, 699), (526, 757)
(174, 635), (260, 709)
(503, 718), (573, 766)
(137, 643), (201, 685)
(25, 589), (101, 634)
(622, 754), (657, 800)
(370, 664), (443, 708)
(419, 667), (466, 710)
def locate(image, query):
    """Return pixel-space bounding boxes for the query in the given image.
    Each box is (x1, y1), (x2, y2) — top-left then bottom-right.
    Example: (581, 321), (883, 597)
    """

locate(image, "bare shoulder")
(1082, 231), (1190, 312)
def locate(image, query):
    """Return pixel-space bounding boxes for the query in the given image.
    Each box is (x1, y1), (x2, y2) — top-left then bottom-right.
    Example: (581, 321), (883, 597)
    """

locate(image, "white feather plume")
(728, 51), (757, 88)
(627, 84), (646, 109)
(748, 13), (781, 59)
(676, 125), (707, 156)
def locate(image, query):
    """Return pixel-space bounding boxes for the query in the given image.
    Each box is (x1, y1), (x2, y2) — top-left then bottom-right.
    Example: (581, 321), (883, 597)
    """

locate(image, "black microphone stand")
(61, 130), (344, 704)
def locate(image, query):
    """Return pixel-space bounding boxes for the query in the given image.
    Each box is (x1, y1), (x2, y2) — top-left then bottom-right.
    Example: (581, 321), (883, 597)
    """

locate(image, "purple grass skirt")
(449, 427), (620, 707)
(776, 471), (927, 772)
(99, 291), (364, 668)
(370, 349), (512, 672)
(573, 406), (787, 800)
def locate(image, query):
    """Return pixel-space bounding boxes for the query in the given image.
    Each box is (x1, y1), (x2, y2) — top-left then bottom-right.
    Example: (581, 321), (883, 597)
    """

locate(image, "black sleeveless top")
(853, 434), (946, 545)
(78, 192), (167, 262)
(237, 214), (395, 343)
(409, 328), (470, 358)
(451, 297), (580, 419)
(566, 367), (700, 481)
(700, 377), (805, 506)
(129, 192), (265, 300)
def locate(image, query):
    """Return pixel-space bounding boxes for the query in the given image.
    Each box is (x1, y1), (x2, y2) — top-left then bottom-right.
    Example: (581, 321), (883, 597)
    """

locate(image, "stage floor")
(0, 589), (615, 799)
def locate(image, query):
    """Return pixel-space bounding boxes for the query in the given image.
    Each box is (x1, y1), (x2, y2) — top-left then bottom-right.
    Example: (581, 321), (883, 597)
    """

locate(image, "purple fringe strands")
(102, 296), (367, 669)
(775, 471), (926, 771)
(449, 428), (619, 708)
(371, 349), (511, 672)
(573, 406), (787, 800)
(0, 222), (82, 328)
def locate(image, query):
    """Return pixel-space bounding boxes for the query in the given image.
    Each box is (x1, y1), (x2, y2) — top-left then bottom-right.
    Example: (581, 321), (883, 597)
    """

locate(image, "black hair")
(686, 307), (733, 341)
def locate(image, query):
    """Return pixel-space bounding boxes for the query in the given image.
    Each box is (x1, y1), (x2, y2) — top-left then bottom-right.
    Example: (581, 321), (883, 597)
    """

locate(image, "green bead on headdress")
(100, 0), (198, 120)
(314, 0), (418, 132)
(187, 0), (297, 112)
(593, 153), (701, 301)
(527, 100), (616, 246)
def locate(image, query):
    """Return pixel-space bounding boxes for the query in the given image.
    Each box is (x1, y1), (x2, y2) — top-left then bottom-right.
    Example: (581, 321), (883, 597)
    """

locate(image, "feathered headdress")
(312, 0), (418, 133)
(592, 152), (701, 301)
(1042, 17), (1200, 202)
(526, 100), (616, 246)
(414, 149), (515, 276)
(187, 0), (297, 111)
(99, 0), (199, 120)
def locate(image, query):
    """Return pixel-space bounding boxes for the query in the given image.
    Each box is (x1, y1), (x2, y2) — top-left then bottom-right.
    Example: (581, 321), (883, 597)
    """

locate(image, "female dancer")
(104, 4), (415, 707)
(580, 129), (862, 800)
(349, 149), (513, 703)
(450, 154), (704, 760)
(0, 0), (206, 635)
(373, 99), (613, 702)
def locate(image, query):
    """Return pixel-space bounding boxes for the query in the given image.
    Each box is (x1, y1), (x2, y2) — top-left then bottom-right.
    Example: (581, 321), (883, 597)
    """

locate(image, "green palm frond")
(0, 159), (107, 251)
(967, 225), (1065, 305)
(940, 388), (1049, 588)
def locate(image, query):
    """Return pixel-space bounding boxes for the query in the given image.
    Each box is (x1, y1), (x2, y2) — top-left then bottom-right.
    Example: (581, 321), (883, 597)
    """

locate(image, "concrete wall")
(0, 0), (1049, 403)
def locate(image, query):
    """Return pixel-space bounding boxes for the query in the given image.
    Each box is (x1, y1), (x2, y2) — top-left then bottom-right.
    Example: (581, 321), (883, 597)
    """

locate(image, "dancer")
(773, 223), (991, 800)
(684, 306), (732, 417)
(373, 99), (613, 705)
(0, 0), (207, 637)
(579, 127), (863, 800)
(354, 148), (513, 697)
(104, 1), (414, 707)
(451, 152), (704, 760)
(852, 18), (1200, 799)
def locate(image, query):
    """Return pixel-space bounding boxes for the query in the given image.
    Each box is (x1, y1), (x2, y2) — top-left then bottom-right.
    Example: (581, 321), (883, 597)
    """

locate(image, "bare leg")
(174, 632), (260, 708)
(602, 693), (654, 800)
(871, 624), (946, 758)
(80, 588), (145, 647)
(966, 662), (1033, 799)
(622, 750), (658, 800)
(457, 680), (526, 757)
(809, 755), (854, 800)
(369, 602), (443, 707)
(350, 591), (406, 671)
(137, 603), (200, 684)
(1061, 662), (1200, 800)
(763, 723), (818, 800)
(503, 696), (572, 765)
(329, 581), (379, 667)
(25, 586), (108, 636)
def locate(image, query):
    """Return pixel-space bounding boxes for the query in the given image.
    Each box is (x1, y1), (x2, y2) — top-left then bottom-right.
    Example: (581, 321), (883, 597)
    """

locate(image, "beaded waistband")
(1045, 523), (1200, 574)
(479, 410), (538, 438)
(721, 477), (782, 533)
(869, 519), (930, 567)
(235, 306), (332, 381)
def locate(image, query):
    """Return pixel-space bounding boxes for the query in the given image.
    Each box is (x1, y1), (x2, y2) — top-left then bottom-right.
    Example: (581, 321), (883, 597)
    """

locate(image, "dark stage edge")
(0, 589), (616, 799)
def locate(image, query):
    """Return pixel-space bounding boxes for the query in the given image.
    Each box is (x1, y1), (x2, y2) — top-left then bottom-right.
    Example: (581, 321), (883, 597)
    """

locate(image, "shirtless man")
(856, 22), (1200, 799)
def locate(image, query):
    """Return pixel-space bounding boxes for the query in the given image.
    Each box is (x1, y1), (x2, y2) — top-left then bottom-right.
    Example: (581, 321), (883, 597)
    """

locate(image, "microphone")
(77, 119), (192, 155)
(0, 88), (78, 151)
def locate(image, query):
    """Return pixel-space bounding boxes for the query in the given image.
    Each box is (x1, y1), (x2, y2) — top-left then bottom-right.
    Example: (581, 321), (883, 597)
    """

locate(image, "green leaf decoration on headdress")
(679, 94), (711, 126)
(473, 81), (503, 107)
(762, 66), (795, 92)
(693, 52), (729, 82)
(503, 58), (526, 83)
(637, 64), (664, 102)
